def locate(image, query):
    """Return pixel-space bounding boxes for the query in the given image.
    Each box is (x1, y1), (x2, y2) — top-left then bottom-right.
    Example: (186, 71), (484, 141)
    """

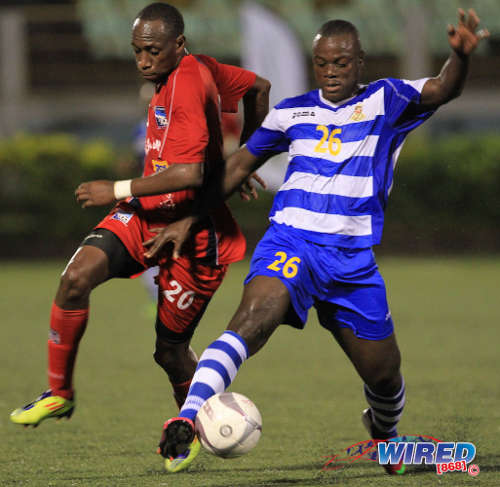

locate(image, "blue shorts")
(244, 224), (393, 340)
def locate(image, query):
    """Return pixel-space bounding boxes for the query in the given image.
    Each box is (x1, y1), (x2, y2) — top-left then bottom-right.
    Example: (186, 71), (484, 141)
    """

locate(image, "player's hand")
(447, 8), (489, 56)
(238, 172), (266, 201)
(143, 216), (196, 260)
(75, 180), (115, 208)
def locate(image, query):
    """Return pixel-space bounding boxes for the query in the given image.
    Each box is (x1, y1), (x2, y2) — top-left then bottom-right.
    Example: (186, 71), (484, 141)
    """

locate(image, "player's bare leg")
(159, 276), (289, 471)
(227, 275), (290, 356)
(330, 326), (406, 474)
(10, 246), (110, 427)
(55, 245), (110, 309)
(154, 336), (198, 408)
(331, 327), (402, 395)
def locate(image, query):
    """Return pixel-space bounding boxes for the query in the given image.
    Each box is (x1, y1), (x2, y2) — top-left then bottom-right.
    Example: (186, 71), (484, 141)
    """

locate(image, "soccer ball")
(195, 392), (262, 458)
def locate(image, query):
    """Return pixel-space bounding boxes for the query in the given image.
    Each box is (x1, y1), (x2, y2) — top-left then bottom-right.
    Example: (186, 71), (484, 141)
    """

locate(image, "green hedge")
(0, 134), (136, 257)
(1, 133), (499, 257)
(382, 133), (500, 253)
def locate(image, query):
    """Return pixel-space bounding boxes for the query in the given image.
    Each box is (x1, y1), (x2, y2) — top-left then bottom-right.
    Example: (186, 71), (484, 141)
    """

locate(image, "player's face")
(131, 18), (185, 83)
(312, 33), (364, 103)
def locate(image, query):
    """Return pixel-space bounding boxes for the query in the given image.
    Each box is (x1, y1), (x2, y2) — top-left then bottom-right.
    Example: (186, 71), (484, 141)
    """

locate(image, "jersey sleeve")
(196, 55), (256, 113)
(165, 72), (208, 164)
(383, 78), (435, 132)
(246, 108), (289, 157)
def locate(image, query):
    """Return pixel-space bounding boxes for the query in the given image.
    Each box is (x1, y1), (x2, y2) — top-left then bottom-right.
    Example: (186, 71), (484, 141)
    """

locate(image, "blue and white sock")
(180, 330), (248, 421)
(364, 379), (406, 438)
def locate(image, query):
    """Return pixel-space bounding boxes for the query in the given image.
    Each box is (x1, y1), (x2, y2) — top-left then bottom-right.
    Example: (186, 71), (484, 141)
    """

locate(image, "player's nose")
(137, 52), (152, 70)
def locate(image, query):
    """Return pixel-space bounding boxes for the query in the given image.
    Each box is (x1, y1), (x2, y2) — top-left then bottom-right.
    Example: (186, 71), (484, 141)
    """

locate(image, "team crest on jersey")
(154, 106), (168, 128)
(152, 159), (169, 172)
(350, 104), (366, 122)
(111, 211), (133, 226)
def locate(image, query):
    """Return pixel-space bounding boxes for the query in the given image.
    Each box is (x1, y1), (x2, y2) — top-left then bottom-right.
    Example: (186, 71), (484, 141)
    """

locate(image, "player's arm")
(144, 147), (269, 259)
(420, 8), (489, 108)
(236, 75), (271, 200)
(75, 162), (203, 208)
(239, 75), (271, 145)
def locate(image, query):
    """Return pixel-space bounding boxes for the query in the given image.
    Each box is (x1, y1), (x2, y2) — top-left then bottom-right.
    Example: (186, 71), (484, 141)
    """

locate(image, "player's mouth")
(141, 72), (158, 80)
(324, 82), (341, 91)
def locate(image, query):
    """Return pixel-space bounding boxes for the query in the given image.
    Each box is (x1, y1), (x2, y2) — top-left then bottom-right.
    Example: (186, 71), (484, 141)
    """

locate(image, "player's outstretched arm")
(75, 162), (203, 208)
(420, 8), (489, 108)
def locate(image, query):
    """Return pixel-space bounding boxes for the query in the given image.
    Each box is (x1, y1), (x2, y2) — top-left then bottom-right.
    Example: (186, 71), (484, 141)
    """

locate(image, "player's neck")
(319, 84), (363, 107)
(155, 51), (188, 92)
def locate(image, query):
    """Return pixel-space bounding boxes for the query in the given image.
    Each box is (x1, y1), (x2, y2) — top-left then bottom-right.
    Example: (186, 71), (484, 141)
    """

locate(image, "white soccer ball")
(195, 392), (262, 458)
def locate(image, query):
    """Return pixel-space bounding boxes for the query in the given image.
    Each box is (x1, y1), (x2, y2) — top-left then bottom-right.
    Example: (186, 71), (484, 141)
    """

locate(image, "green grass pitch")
(1, 257), (499, 486)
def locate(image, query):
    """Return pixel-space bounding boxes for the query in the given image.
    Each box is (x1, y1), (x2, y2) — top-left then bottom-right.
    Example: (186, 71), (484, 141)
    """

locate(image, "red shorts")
(155, 256), (227, 342)
(95, 203), (228, 342)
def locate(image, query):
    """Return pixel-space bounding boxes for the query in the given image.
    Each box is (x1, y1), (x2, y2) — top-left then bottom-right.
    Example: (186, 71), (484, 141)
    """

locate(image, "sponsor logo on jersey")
(152, 159), (169, 172)
(154, 106), (168, 128)
(159, 193), (176, 210)
(292, 110), (316, 119)
(111, 211), (133, 226)
(145, 137), (161, 155)
(350, 104), (366, 121)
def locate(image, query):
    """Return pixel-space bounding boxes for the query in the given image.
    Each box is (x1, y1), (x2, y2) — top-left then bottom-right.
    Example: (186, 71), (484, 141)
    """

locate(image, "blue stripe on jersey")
(207, 340), (244, 368)
(275, 91), (319, 109)
(285, 115), (385, 143)
(284, 155), (374, 179)
(246, 127), (289, 157)
(271, 189), (373, 218)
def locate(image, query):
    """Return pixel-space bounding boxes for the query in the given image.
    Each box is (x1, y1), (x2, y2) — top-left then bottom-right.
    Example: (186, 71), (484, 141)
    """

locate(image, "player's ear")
(176, 34), (186, 52)
(358, 50), (365, 67)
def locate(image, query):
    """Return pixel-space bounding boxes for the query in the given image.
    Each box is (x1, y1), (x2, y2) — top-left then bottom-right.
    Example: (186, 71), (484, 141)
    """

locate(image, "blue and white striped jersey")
(246, 78), (434, 248)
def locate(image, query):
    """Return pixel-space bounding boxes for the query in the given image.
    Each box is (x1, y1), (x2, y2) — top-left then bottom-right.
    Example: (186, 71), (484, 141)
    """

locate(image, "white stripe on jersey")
(262, 87), (385, 132)
(279, 171), (373, 198)
(290, 135), (379, 164)
(271, 207), (372, 236)
(400, 78), (430, 93)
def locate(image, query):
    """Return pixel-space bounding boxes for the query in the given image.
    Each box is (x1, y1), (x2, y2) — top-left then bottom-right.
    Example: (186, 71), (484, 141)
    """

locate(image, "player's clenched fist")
(75, 180), (116, 208)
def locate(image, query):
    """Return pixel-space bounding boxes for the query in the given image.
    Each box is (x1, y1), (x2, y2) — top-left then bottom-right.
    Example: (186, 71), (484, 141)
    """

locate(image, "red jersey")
(138, 54), (256, 264)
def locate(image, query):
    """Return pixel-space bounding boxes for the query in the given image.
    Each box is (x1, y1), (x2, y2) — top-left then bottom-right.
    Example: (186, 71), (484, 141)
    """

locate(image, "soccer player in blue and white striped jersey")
(141, 9), (488, 474)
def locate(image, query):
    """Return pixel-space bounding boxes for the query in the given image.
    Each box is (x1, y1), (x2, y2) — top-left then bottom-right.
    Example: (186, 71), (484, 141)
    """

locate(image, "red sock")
(172, 380), (192, 410)
(48, 303), (88, 400)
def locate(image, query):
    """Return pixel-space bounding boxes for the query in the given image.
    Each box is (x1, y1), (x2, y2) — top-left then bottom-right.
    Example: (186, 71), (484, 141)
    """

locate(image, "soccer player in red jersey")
(10, 2), (270, 471)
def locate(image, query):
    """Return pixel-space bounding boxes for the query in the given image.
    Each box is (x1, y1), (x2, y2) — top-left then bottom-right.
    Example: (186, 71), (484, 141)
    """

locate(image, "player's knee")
(153, 341), (182, 372)
(232, 298), (281, 356)
(154, 342), (171, 368)
(59, 266), (92, 302)
(367, 366), (402, 396)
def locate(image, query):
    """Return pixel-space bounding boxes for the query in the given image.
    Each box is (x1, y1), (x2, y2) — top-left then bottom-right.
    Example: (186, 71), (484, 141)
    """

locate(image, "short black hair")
(317, 19), (359, 40)
(135, 2), (184, 38)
